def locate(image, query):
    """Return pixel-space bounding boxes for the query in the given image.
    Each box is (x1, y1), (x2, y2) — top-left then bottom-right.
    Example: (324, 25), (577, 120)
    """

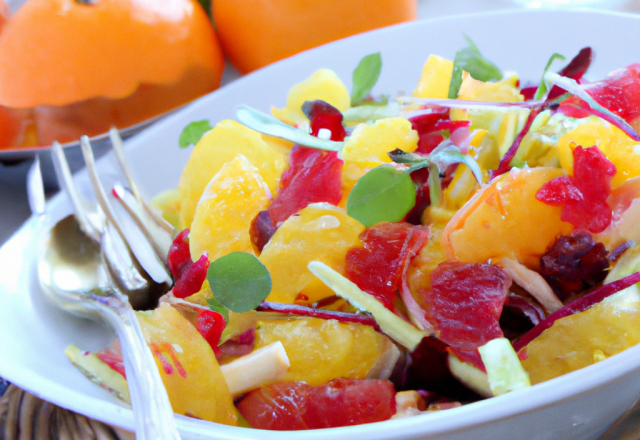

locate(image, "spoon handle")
(97, 298), (181, 440)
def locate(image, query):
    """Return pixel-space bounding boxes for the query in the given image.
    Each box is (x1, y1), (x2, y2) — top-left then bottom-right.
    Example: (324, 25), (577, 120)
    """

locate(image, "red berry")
(537, 146), (615, 233)
(173, 252), (209, 299)
(196, 309), (226, 350)
(168, 228), (191, 279)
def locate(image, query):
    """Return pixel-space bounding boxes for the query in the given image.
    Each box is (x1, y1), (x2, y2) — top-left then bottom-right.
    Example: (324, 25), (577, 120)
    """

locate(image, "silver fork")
(52, 137), (172, 308)
(40, 142), (182, 438)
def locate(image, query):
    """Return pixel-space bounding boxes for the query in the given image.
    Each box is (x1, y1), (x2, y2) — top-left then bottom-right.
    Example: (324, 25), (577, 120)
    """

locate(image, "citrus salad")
(67, 41), (640, 430)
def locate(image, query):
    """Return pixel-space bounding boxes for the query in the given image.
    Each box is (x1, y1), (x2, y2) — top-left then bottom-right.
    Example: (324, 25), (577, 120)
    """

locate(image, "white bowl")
(2, 8), (640, 440)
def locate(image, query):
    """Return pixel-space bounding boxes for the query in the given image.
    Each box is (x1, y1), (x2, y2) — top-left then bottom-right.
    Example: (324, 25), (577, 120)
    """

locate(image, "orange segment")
(259, 203), (365, 304)
(442, 167), (573, 269)
(136, 303), (237, 425)
(521, 285), (640, 384)
(0, 0), (223, 108)
(254, 317), (395, 386)
(189, 155), (271, 261)
(271, 69), (350, 127)
(178, 119), (289, 229)
(412, 54), (454, 99)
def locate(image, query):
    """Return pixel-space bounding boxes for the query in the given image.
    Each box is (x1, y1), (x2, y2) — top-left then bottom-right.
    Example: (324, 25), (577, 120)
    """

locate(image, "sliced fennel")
(307, 261), (426, 351)
(478, 337), (531, 396)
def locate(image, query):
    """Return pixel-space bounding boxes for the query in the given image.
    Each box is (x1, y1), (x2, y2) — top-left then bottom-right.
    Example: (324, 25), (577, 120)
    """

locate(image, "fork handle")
(97, 299), (181, 440)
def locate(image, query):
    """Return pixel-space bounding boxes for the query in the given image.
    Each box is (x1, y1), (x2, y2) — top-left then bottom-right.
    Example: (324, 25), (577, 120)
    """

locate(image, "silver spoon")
(32, 163), (181, 439)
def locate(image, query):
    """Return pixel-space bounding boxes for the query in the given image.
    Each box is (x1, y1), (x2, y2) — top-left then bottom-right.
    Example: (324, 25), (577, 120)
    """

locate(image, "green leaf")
(453, 35), (503, 83)
(448, 66), (464, 99)
(206, 296), (229, 324)
(236, 105), (343, 151)
(179, 120), (212, 149)
(534, 53), (566, 100)
(206, 252), (272, 313)
(351, 52), (382, 106)
(346, 164), (416, 227)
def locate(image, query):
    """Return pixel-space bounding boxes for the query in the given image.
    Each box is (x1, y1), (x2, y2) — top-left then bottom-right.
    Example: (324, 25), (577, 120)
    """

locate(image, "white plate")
(3, 9), (640, 440)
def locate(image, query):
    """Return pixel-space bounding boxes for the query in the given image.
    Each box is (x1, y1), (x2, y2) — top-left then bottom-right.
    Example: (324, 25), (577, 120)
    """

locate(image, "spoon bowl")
(37, 215), (180, 440)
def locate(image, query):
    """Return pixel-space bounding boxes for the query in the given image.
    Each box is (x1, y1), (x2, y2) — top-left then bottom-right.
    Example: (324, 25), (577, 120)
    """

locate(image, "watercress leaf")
(207, 296), (229, 324)
(351, 52), (382, 106)
(236, 105), (343, 151)
(534, 53), (566, 100)
(206, 252), (272, 313)
(454, 35), (502, 83)
(430, 142), (483, 184)
(448, 65), (464, 99)
(346, 164), (416, 227)
(179, 120), (212, 149)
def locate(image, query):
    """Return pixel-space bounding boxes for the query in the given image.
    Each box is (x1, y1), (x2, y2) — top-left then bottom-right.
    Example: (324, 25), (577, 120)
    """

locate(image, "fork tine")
(80, 136), (172, 288)
(27, 156), (45, 217)
(112, 184), (172, 267)
(109, 127), (177, 237)
(50, 141), (102, 244)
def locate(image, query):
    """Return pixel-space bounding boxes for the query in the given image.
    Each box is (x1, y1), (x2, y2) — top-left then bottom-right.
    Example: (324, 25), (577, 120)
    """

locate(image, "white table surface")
(0, 0), (639, 246)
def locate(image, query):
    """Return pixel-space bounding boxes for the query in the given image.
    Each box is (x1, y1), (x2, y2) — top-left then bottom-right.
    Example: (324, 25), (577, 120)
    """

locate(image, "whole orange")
(213, 0), (417, 74)
(0, 0), (225, 146)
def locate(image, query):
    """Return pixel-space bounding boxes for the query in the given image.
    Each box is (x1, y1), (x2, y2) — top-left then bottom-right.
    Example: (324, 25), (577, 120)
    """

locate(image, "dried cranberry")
(237, 379), (396, 430)
(346, 223), (428, 311)
(302, 100), (346, 141)
(173, 253), (210, 299)
(168, 228), (191, 279)
(539, 231), (609, 300)
(419, 262), (511, 352)
(535, 176), (582, 205)
(537, 145), (615, 233)
(196, 309), (226, 351)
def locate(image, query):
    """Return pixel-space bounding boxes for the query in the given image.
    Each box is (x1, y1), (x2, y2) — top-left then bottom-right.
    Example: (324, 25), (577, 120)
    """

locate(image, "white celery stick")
(478, 337), (531, 396)
(220, 341), (290, 397)
(308, 261), (426, 351)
